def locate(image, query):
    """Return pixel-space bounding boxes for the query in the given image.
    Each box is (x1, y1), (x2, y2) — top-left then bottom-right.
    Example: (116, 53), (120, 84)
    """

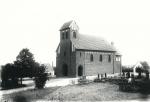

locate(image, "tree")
(136, 67), (144, 78)
(140, 61), (150, 73)
(140, 61), (150, 79)
(1, 48), (49, 89)
(34, 64), (48, 89)
(1, 63), (19, 88)
(14, 48), (36, 84)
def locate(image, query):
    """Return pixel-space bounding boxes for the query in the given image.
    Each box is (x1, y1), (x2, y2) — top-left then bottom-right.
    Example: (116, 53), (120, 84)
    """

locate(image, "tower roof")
(60, 20), (79, 31)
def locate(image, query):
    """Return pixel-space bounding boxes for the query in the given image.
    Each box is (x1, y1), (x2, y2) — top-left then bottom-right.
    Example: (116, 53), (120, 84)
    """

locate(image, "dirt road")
(0, 78), (78, 98)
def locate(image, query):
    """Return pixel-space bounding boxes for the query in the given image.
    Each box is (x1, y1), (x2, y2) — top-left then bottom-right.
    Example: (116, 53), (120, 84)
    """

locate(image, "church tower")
(56, 20), (79, 77)
(59, 20), (79, 41)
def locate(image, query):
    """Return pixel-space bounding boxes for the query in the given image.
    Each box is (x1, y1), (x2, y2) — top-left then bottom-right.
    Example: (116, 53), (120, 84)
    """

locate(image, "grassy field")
(2, 82), (149, 102)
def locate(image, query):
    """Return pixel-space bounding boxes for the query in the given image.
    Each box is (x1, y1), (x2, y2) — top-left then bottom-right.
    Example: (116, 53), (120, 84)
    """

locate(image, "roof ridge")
(60, 20), (74, 30)
(71, 34), (117, 52)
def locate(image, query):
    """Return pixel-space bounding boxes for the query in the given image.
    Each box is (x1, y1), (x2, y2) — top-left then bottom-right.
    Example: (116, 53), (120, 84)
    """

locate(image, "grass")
(2, 82), (149, 102)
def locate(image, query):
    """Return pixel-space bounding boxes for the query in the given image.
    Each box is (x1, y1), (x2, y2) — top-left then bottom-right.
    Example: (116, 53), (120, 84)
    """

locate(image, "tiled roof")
(71, 34), (117, 52)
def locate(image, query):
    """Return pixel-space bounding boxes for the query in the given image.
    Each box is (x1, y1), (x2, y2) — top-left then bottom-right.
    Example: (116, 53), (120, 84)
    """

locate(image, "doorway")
(62, 64), (68, 76)
(78, 65), (83, 76)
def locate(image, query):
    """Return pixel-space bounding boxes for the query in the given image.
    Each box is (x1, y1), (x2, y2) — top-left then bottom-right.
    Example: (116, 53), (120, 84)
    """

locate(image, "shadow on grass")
(118, 79), (150, 100)
(1, 84), (27, 90)
(13, 95), (29, 102)
(3, 86), (61, 102)
(138, 83), (150, 101)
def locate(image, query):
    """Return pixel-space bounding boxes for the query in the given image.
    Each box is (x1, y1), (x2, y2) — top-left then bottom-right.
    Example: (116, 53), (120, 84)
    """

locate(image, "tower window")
(99, 54), (102, 62)
(66, 31), (68, 39)
(90, 54), (93, 62)
(108, 55), (111, 62)
(116, 56), (120, 61)
(62, 33), (65, 39)
(80, 52), (82, 57)
(73, 32), (76, 38)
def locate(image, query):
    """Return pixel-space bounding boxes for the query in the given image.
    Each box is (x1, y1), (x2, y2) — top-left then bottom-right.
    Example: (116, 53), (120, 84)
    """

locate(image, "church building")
(56, 21), (122, 77)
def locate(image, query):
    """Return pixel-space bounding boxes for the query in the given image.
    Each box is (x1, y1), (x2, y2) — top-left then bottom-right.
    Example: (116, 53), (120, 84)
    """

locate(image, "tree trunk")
(146, 72), (149, 80)
(138, 72), (141, 78)
(20, 77), (22, 85)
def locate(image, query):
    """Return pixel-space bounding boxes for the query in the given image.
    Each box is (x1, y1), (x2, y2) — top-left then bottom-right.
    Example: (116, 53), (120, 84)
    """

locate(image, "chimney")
(111, 42), (114, 46)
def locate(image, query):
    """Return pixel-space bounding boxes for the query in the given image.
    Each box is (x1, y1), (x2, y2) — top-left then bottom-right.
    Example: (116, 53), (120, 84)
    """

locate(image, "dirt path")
(0, 78), (78, 98)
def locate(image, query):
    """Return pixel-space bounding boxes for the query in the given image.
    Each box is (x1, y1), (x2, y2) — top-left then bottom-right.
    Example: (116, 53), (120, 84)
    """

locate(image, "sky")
(0, 0), (150, 66)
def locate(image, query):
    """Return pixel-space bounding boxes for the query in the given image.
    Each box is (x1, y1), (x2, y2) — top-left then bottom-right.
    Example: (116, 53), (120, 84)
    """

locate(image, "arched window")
(108, 55), (111, 62)
(73, 31), (76, 38)
(78, 65), (83, 76)
(80, 52), (82, 57)
(90, 54), (93, 62)
(99, 54), (102, 62)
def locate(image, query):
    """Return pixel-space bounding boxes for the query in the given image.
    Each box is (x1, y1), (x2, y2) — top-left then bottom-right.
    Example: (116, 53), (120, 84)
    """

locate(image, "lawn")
(2, 82), (149, 102)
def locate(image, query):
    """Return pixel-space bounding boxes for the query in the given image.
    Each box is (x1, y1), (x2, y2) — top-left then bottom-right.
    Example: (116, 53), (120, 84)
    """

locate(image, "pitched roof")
(60, 20), (79, 31)
(58, 20), (121, 54)
(71, 34), (117, 52)
(60, 20), (73, 30)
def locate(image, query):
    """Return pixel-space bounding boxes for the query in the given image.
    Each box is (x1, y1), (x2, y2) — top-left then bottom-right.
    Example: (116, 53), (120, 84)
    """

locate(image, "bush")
(78, 76), (90, 85)
(1, 64), (20, 89)
(34, 73), (48, 89)
(93, 78), (102, 82)
(1, 79), (21, 90)
(136, 80), (150, 93)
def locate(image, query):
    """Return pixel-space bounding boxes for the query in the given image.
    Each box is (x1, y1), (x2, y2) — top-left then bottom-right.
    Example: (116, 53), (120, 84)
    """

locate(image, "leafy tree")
(136, 67), (144, 78)
(122, 66), (133, 72)
(140, 61), (150, 79)
(14, 48), (36, 84)
(34, 64), (48, 89)
(1, 63), (14, 80)
(1, 48), (48, 89)
(140, 61), (150, 73)
(1, 63), (19, 88)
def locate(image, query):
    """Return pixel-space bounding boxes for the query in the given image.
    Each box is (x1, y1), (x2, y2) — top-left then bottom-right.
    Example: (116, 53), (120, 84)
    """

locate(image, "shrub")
(1, 79), (20, 89)
(13, 95), (28, 102)
(94, 73), (108, 83)
(136, 80), (150, 93)
(1, 64), (20, 89)
(34, 73), (48, 89)
(78, 76), (90, 85)
(93, 78), (102, 82)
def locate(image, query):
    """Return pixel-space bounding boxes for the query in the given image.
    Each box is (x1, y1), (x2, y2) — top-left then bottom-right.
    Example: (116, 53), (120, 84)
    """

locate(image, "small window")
(72, 45), (75, 52)
(62, 33), (65, 39)
(90, 54), (93, 62)
(108, 55), (111, 62)
(73, 32), (76, 38)
(66, 31), (68, 39)
(116, 56), (120, 61)
(80, 52), (82, 57)
(99, 54), (102, 62)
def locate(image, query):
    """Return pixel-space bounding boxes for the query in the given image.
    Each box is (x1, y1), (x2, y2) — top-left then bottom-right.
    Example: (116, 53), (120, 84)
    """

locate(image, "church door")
(62, 64), (68, 76)
(78, 65), (83, 76)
